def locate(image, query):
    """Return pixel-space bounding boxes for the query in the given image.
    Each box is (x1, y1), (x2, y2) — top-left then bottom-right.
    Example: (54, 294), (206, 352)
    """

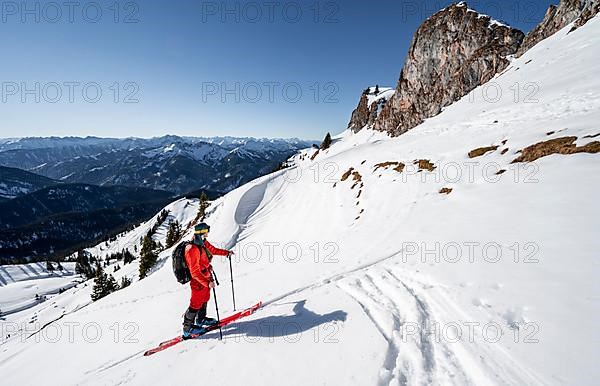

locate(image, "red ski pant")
(189, 279), (211, 310)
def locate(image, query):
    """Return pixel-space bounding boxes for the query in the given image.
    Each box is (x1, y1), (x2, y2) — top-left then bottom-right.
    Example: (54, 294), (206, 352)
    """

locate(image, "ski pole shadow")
(205, 300), (347, 340)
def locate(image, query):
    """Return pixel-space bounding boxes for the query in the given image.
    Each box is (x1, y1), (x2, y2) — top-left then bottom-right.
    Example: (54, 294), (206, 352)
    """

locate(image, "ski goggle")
(194, 229), (209, 235)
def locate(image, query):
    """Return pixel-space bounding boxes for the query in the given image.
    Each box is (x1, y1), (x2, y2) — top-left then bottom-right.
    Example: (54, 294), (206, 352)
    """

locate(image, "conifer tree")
(165, 220), (182, 248)
(91, 265), (118, 301)
(139, 235), (158, 279)
(123, 249), (135, 264)
(120, 276), (132, 289)
(197, 192), (209, 222)
(75, 250), (94, 279)
(320, 132), (332, 150)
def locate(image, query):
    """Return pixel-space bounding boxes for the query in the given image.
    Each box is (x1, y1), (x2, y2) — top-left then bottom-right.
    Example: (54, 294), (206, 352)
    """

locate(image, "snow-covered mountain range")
(0, 166), (62, 200)
(0, 2), (599, 385)
(0, 135), (315, 262)
(0, 136), (316, 195)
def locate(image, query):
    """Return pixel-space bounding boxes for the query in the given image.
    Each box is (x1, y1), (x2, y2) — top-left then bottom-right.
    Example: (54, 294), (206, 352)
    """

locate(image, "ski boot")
(182, 324), (206, 339)
(182, 307), (206, 339)
(200, 316), (219, 327)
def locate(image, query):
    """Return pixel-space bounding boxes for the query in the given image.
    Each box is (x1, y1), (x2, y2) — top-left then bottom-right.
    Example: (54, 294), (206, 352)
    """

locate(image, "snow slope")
(1, 17), (599, 386)
(0, 263), (78, 317)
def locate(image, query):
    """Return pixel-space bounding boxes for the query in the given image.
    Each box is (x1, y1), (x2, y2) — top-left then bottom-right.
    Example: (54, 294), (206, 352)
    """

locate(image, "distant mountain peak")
(0, 136), (316, 196)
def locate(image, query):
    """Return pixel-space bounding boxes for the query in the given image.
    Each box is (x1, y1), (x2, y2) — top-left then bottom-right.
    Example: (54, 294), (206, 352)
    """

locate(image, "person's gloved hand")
(208, 281), (215, 289)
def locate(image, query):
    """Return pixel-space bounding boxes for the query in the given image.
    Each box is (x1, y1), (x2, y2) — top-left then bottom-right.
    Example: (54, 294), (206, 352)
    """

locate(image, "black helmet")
(194, 223), (210, 235)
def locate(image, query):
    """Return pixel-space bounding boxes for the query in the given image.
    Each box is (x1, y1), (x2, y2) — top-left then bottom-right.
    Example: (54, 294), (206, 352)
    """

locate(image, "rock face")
(347, 1), (598, 137)
(516, 0), (599, 57)
(572, 0), (600, 29)
(347, 86), (395, 132)
(368, 2), (524, 136)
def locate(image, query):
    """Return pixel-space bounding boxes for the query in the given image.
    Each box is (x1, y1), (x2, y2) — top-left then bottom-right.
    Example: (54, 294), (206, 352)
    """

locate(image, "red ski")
(143, 302), (262, 356)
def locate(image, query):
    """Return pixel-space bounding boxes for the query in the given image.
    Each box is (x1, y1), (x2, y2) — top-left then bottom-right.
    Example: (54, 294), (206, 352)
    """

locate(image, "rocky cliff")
(347, 1), (599, 137)
(516, 0), (599, 56)
(347, 86), (395, 133)
(364, 2), (524, 136)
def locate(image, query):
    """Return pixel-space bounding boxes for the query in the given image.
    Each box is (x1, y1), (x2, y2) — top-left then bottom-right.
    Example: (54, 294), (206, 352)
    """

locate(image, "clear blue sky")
(0, 0), (554, 140)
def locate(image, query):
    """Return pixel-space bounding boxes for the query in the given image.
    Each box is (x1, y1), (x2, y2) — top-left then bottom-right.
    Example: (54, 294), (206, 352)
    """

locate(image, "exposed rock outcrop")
(347, 1), (598, 138)
(347, 86), (395, 132)
(516, 0), (599, 57)
(572, 0), (600, 29)
(370, 2), (524, 136)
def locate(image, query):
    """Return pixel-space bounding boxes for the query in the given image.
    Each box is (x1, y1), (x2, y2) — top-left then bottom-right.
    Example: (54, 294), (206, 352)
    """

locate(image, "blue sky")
(0, 0), (554, 140)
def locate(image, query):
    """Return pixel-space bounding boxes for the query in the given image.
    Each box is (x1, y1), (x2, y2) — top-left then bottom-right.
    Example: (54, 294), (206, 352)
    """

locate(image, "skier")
(182, 223), (233, 338)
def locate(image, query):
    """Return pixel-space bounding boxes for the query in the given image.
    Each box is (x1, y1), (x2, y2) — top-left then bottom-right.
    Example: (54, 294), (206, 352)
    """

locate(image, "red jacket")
(184, 241), (229, 286)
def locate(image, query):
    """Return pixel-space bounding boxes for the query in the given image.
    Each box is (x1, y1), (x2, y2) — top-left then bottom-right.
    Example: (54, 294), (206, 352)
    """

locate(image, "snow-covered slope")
(0, 262), (78, 316)
(1, 17), (599, 386)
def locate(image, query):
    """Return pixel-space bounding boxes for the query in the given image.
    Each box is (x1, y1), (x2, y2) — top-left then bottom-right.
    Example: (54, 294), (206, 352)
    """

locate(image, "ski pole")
(212, 286), (223, 340)
(228, 254), (236, 310)
(210, 268), (222, 340)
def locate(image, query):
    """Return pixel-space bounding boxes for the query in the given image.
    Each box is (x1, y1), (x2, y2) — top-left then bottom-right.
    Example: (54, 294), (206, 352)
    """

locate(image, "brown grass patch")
(439, 187), (453, 194)
(579, 142), (600, 152)
(496, 169), (506, 175)
(546, 131), (555, 136)
(583, 133), (600, 139)
(413, 159), (436, 172)
(468, 145), (499, 158)
(361, 160), (366, 165)
(341, 167), (363, 189)
(501, 139), (507, 145)
(350, 172), (363, 189)
(500, 148), (508, 155)
(340, 167), (354, 181)
(512, 136), (600, 163)
(374, 161), (405, 173)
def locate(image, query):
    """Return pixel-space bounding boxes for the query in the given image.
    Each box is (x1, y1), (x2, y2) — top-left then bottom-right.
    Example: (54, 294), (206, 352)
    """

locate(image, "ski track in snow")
(340, 269), (451, 386)
(337, 264), (547, 386)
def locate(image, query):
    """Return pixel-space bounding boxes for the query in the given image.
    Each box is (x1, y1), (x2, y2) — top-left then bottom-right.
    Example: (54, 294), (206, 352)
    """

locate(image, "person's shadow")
(204, 300), (347, 340)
